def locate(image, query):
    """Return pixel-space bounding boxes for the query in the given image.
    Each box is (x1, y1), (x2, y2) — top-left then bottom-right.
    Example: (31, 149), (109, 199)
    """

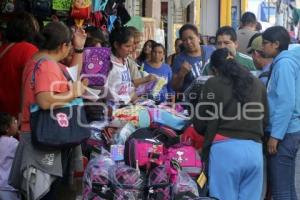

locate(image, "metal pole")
(268, 0), (270, 22)
(167, 0), (174, 56)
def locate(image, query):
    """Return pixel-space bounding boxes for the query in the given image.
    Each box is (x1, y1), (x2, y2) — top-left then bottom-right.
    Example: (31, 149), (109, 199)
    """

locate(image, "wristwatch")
(74, 47), (84, 53)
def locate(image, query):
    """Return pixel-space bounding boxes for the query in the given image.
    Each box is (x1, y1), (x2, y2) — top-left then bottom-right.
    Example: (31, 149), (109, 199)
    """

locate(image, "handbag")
(30, 58), (91, 149)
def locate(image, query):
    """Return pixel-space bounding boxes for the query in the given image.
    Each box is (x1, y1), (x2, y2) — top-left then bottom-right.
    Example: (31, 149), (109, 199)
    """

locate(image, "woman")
(171, 24), (215, 93)
(12, 22), (87, 200)
(193, 48), (268, 200)
(262, 26), (300, 200)
(136, 39), (156, 66)
(0, 12), (39, 118)
(143, 43), (173, 102)
(105, 26), (136, 107)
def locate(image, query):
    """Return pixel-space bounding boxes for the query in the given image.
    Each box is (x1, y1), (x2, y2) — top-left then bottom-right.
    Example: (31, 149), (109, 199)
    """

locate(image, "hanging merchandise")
(52, 0), (72, 11)
(90, 11), (108, 31)
(260, 1), (276, 22)
(108, 15), (117, 32)
(1, 0), (15, 13)
(116, 3), (131, 25)
(71, 0), (91, 27)
(125, 16), (144, 33)
(92, 0), (108, 12)
(30, 0), (52, 17)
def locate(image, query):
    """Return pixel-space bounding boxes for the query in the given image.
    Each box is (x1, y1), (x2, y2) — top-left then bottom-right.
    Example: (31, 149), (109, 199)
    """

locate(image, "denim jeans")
(268, 132), (300, 200)
(296, 148), (300, 199)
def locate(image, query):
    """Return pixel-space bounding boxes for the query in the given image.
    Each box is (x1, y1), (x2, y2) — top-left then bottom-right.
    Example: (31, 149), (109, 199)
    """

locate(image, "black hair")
(211, 48), (253, 104)
(34, 22), (72, 51)
(179, 24), (200, 39)
(241, 12), (257, 26)
(0, 112), (13, 136)
(109, 26), (134, 55)
(216, 26), (237, 42)
(256, 22), (262, 31)
(126, 26), (141, 38)
(175, 38), (182, 45)
(5, 12), (39, 43)
(152, 43), (166, 55)
(84, 26), (107, 47)
(137, 40), (156, 63)
(262, 26), (290, 52)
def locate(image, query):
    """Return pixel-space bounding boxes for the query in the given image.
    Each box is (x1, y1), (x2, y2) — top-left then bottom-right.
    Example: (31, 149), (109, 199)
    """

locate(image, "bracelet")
(74, 48), (84, 53)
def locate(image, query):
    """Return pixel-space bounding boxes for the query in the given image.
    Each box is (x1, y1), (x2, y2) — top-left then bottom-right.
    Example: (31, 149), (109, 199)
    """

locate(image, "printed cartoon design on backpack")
(82, 47), (111, 86)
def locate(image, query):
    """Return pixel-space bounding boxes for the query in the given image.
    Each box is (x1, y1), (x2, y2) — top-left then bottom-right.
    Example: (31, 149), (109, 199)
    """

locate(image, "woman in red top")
(0, 12), (39, 118)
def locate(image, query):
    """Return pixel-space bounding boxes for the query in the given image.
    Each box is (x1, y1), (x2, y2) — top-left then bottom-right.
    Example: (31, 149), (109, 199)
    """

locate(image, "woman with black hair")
(105, 26), (136, 106)
(262, 26), (300, 200)
(136, 39), (156, 66)
(171, 24), (215, 93)
(193, 48), (268, 200)
(10, 21), (88, 200)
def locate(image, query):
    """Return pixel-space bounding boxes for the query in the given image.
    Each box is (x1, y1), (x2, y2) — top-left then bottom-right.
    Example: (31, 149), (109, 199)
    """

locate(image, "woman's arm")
(69, 27), (87, 79)
(36, 80), (88, 109)
(171, 61), (191, 92)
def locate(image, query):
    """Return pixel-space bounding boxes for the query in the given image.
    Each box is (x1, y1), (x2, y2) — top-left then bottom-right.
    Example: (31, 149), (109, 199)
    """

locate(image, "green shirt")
(203, 52), (256, 75)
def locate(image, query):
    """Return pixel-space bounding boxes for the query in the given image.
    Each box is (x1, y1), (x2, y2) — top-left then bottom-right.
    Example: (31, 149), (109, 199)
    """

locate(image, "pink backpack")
(165, 144), (202, 178)
(82, 47), (111, 86)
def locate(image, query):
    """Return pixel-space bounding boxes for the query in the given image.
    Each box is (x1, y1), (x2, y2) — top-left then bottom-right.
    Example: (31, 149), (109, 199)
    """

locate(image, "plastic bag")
(109, 164), (145, 200)
(112, 122), (136, 144)
(172, 171), (199, 200)
(83, 149), (115, 200)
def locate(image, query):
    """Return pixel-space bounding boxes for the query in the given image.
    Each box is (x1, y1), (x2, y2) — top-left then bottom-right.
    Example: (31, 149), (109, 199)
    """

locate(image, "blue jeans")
(268, 132), (300, 200)
(209, 139), (263, 200)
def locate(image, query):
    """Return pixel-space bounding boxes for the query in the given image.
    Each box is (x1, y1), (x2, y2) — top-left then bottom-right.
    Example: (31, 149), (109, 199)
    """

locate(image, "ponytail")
(211, 48), (253, 104)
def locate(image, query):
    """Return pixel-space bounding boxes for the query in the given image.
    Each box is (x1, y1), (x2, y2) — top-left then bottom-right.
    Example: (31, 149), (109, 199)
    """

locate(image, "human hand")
(72, 27), (87, 49)
(71, 79), (89, 98)
(146, 74), (157, 82)
(267, 136), (279, 155)
(179, 61), (192, 76)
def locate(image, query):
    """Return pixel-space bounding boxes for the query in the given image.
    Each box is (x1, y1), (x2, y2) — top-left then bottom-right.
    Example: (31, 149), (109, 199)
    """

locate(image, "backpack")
(148, 107), (190, 131)
(172, 171), (199, 200)
(30, 0), (52, 17)
(83, 151), (115, 200)
(124, 128), (178, 171)
(147, 165), (171, 200)
(82, 47), (111, 86)
(165, 144), (202, 178)
(109, 164), (145, 200)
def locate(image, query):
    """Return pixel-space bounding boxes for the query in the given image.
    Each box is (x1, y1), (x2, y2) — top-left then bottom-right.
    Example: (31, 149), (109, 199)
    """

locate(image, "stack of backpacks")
(82, 123), (218, 199)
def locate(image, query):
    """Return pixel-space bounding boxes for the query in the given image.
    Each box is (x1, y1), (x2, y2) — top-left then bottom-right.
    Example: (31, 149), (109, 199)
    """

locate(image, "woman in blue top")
(171, 24), (215, 93)
(144, 43), (173, 102)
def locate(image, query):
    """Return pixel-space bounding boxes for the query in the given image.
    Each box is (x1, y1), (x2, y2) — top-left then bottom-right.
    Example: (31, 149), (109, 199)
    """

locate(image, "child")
(105, 26), (136, 106)
(0, 112), (20, 200)
(143, 43), (174, 103)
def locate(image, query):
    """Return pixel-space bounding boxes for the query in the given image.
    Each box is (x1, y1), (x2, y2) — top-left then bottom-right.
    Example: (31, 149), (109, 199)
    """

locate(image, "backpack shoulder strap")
(258, 71), (270, 79)
(0, 43), (15, 59)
